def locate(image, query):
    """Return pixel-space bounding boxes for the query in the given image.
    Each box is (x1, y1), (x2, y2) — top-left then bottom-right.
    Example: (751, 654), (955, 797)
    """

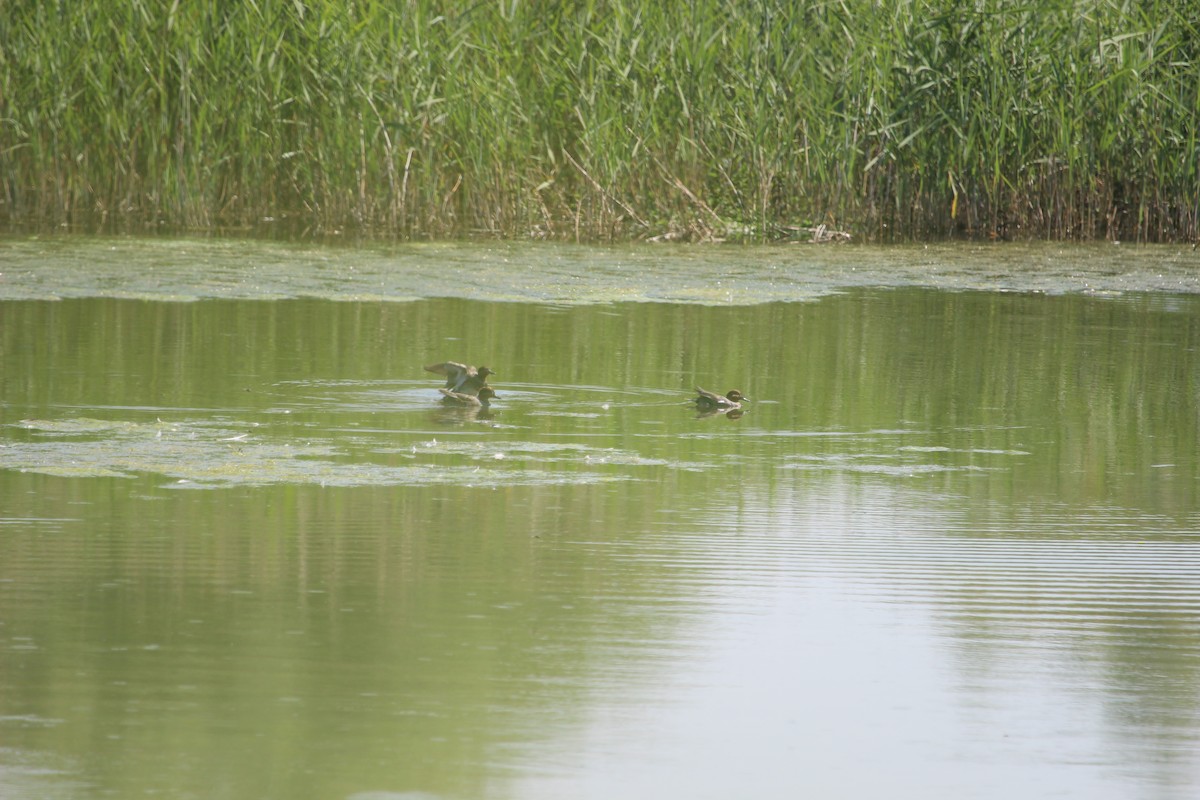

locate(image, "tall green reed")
(1, 0), (1196, 241)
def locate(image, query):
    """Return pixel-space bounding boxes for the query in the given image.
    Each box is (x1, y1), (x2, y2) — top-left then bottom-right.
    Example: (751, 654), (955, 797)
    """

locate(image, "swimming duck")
(439, 386), (498, 408)
(424, 362), (495, 395)
(694, 386), (748, 410)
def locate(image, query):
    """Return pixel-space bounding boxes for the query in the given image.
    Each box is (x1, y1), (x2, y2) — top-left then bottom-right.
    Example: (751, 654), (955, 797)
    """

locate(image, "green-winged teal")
(439, 386), (498, 408)
(424, 362), (495, 395)
(694, 386), (748, 410)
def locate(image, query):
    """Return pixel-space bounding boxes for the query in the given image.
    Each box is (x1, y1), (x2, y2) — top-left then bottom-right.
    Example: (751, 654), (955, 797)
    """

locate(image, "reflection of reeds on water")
(1, 1), (1196, 242)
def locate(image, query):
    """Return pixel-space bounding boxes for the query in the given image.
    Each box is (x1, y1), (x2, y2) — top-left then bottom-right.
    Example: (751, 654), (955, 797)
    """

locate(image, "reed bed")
(1, 0), (1197, 242)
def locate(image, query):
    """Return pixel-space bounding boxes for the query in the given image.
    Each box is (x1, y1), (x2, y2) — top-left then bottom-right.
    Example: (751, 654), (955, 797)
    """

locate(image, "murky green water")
(2, 238), (1199, 799)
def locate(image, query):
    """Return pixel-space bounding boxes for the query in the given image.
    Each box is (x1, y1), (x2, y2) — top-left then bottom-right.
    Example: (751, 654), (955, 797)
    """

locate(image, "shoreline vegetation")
(2, 1), (1198, 244)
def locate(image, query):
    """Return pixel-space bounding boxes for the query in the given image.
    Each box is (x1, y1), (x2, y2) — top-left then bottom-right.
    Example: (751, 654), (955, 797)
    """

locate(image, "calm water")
(1, 239), (1199, 799)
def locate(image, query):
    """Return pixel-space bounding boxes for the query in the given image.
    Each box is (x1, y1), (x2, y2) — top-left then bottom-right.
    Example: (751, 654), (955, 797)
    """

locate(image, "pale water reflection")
(508, 480), (1200, 799)
(1, 239), (1198, 800)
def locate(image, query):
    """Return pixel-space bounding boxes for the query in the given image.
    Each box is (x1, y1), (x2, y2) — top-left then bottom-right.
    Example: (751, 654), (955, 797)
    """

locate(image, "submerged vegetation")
(1, 0), (1198, 242)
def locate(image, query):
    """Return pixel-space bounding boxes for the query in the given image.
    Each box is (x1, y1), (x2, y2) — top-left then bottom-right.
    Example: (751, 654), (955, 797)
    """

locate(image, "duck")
(439, 386), (498, 408)
(694, 386), (748, 410)
(424, 362), (495, 395)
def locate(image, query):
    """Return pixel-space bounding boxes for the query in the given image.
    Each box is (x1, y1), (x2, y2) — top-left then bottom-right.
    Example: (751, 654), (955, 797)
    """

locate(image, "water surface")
(1, 239), (1198, 799)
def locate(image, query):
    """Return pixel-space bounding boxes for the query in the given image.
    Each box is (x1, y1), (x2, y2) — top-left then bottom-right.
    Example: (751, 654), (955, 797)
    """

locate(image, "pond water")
(1, 238), (1199, 799)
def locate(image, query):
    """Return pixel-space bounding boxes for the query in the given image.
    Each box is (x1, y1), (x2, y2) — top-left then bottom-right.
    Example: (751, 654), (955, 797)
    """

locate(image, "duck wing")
(425, 361), (476, 390)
